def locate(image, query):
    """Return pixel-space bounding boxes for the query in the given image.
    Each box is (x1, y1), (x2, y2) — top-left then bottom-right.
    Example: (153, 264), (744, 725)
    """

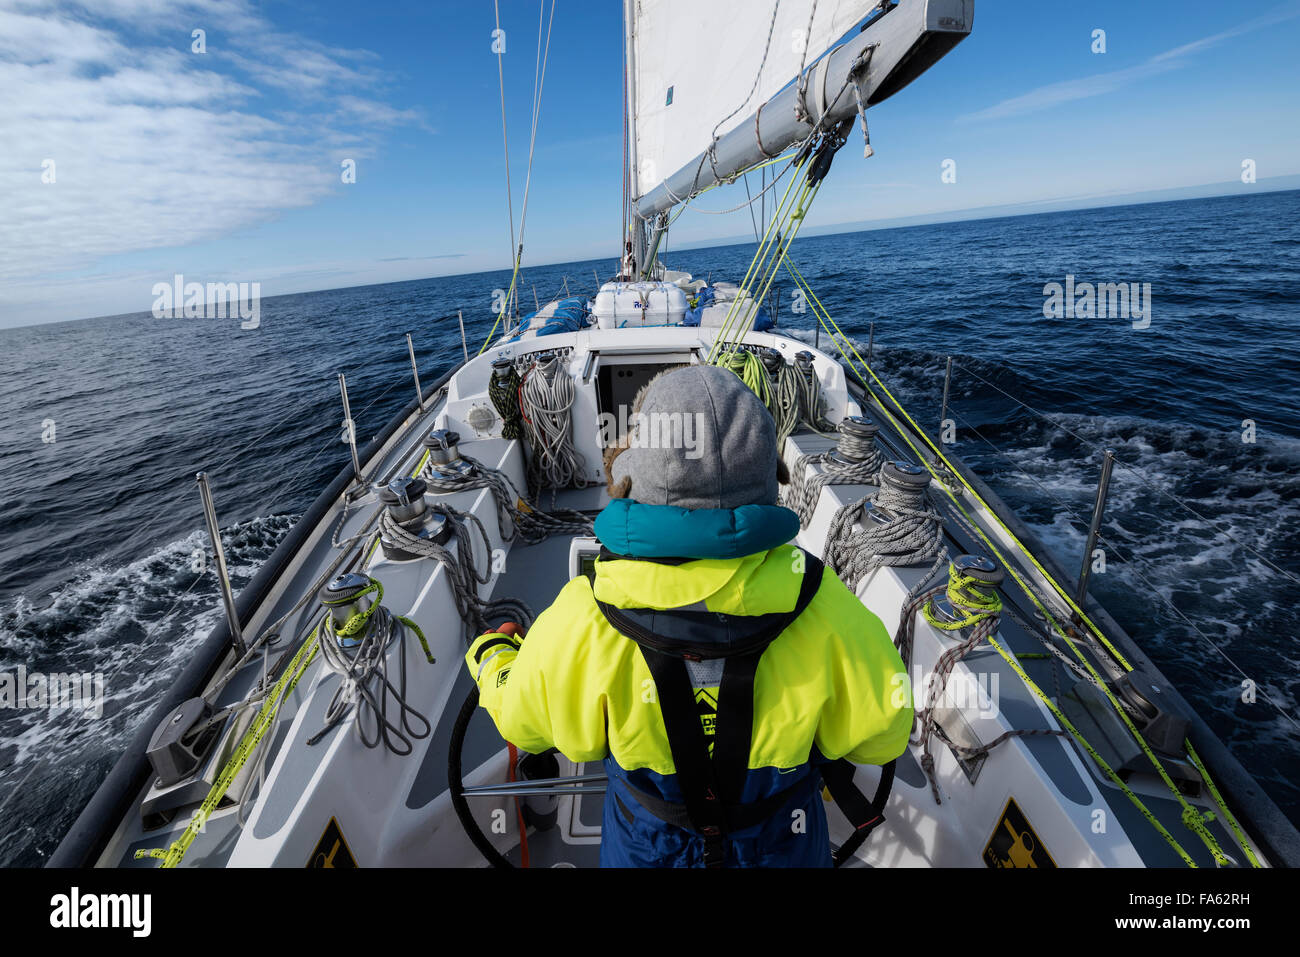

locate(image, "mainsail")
(626, 0), (973, 220)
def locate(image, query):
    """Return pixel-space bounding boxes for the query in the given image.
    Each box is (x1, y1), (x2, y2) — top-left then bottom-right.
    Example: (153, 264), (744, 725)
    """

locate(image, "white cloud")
(0, 0), (420, 319)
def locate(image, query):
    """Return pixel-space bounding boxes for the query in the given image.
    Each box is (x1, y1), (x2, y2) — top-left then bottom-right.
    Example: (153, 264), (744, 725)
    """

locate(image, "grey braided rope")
(771, 362), (801, 453)
(422, 454), (592, 545)
(824, 478), (944, 591)
(795, 362), (837, 435)
(519, 354), (589, 490)
(894, 582), (1069, 807)
(783, 446), (883, 526)
(379, 504), (534, 641)
(307, 605), (431, 756)
(913, 612), (999, 805)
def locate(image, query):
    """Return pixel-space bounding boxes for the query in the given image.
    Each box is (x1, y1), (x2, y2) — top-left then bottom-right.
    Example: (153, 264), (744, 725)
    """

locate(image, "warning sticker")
(983, 798), (1056, 869)
(308, 817), (358, 868)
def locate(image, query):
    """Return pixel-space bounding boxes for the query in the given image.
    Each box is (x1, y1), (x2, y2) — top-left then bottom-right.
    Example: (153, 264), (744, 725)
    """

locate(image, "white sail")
(629, 0), (879, 202)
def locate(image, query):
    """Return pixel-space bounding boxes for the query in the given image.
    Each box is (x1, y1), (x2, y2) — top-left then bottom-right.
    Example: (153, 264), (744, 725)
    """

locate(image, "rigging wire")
(479, 0), (557, 354)
(494, 0), (516, 302)
(516, 0), (556, 278)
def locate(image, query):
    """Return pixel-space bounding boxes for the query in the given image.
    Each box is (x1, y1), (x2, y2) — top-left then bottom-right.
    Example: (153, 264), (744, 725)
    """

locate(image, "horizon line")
(7, 177), (1297, 332)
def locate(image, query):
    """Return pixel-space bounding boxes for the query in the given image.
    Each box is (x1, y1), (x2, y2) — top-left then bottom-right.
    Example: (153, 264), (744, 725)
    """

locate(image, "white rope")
(519, 354), (589, 490)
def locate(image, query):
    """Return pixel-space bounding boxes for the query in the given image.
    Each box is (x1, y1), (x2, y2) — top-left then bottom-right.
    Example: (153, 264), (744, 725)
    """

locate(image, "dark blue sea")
(2, 189), (1298, 866)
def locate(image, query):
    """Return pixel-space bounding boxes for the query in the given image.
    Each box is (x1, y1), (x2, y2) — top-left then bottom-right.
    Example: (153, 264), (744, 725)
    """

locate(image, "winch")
(829, 414), (880, 467)
(423, 428), (476, 482)
(868, 460), (931, 524)
(377, 476), (448, 561)
(926, 554), (1004, 627)
(760, 346), (784, 376)
(320, 573), (380, 648)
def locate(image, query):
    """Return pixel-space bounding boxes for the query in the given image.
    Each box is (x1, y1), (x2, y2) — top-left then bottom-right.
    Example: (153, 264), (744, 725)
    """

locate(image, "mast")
(623, 0), (649, 276)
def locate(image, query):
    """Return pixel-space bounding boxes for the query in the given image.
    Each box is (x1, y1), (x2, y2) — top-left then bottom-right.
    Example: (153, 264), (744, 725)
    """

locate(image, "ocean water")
(1, 189), (1297, 866)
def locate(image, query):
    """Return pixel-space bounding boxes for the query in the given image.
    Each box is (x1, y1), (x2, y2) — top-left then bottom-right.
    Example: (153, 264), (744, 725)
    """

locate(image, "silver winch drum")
(320, 572), (377, 647)
(794, 350), (815, 370)
(379, 476), (428, 525)
(378, 476), (449, 562)
(951, 553), (1004, 588)
(879, 460), (930, 492)
(423, 428), (461, 466)
(929, 554), (1005, 627)
(490, 356), (514, 380)
(829, 415), (879, 465)
(868, 460), (931, 524)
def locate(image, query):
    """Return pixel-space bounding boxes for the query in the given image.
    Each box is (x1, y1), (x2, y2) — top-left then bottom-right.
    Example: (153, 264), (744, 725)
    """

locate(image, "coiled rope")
(893, 563), (1071, 806)
(379, 503), (533, 640)
(795, 360), (837, 434)
(519, 354), (589, 490)
(824, 471), (946, 593)
(721, 349), (771, 407)
(421, 452), (593, 545)
(489, 364), (524, 440)
(770, 360), (801, 452)
(308, 577), (435, 756)
(784, 428), (885, 527)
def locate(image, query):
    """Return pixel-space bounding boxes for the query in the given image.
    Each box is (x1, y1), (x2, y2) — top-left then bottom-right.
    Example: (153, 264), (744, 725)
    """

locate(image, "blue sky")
(2, 0), (1298, 327)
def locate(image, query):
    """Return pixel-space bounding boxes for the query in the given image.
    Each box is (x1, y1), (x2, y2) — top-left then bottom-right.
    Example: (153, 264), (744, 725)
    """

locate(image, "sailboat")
(50, 0), (1300, 869)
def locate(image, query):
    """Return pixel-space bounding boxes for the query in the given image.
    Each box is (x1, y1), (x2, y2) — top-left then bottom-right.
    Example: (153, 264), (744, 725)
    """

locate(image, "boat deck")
(87, 325), (1273, 869)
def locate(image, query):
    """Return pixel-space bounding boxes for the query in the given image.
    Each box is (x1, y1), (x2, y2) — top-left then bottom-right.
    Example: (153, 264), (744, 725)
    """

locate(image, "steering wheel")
(447, 686), (893, 868)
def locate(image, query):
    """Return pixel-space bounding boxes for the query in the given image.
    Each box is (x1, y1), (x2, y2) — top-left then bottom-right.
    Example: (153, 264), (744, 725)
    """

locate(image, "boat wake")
(808, 330), (1300, 818)
(0, 513), (295, 866)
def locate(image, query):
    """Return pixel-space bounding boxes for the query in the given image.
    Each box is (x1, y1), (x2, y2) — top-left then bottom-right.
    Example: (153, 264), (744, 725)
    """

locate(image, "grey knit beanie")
(609, 364), (779, 510)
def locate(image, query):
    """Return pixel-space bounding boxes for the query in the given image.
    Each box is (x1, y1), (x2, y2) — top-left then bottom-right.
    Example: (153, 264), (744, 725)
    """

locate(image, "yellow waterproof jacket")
(466, 542), (912, 866)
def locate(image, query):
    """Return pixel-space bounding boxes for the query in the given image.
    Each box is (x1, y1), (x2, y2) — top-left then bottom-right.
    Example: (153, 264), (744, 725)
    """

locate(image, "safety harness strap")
(597, 551), (825, 867)
(639, 646), (732, 866)
(822, 756), (896, 867)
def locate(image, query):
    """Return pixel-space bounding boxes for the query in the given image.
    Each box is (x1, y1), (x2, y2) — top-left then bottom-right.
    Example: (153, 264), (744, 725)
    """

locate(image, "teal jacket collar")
(593, 498), (800, 560)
